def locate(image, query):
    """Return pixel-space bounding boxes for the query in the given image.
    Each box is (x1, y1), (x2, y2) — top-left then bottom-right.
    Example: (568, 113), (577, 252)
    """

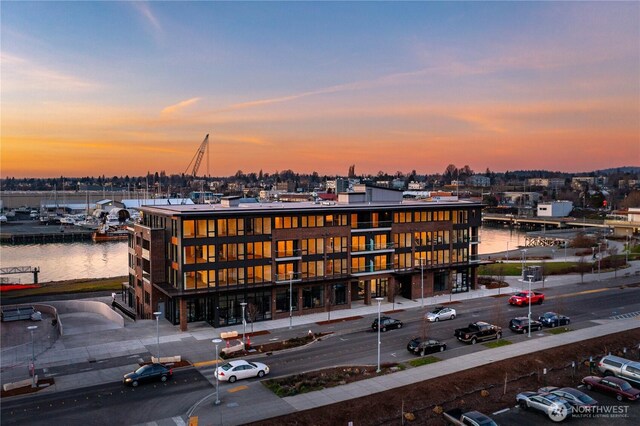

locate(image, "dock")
(0, 221), (94, 244)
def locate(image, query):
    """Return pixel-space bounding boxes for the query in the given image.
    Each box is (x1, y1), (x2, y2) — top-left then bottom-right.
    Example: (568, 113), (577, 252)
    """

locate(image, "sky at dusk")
(1, 1), (639, 178)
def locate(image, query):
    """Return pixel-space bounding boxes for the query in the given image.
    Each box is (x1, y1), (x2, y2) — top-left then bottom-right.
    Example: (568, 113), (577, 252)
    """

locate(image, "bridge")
(0, 266), (40, 284)
(482, 213), (638, 237)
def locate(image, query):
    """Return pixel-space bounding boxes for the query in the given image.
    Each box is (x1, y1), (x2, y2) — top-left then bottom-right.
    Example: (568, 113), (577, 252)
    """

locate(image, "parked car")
(597, 355), (640, 386)
(454, 321), (502, 344)
(410, 339), (446, 356)
(581, 376), (640, 401)
(509, 290), (544, 306)
(509, 317), (543, 333)
(372, 316), (403, 332)
(442, 408), (497, 426)
(538, 386), (598, 411)
(516, 391), (572, 422)
(424, 306), (456, 322)
(538, 312), (570, 328)
(407, 337), (422, 353)
(123, 363), (173, 387)
(215, 360), (270, 383)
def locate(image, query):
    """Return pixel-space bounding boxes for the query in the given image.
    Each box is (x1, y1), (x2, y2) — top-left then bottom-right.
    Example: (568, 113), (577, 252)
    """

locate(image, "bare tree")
(577, 255), (587, 284)
(493, 299), (505, 339)
(246, 303), (259, 333)
(326, 284), (335, 322)
(390, 282), (400, 311)
(495, 263), (506, 295)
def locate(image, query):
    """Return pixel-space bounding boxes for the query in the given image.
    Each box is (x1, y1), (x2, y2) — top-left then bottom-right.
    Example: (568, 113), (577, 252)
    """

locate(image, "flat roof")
(140, 199), (482, 216)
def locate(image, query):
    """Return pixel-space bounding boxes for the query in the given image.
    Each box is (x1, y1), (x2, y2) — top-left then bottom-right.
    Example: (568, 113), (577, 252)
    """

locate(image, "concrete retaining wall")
(49, 300), (124, 329)
(33, 303), (62, 335)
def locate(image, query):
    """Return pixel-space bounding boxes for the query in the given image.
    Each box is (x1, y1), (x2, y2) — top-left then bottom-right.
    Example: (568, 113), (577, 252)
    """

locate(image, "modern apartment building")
(127, 186), (482, 331)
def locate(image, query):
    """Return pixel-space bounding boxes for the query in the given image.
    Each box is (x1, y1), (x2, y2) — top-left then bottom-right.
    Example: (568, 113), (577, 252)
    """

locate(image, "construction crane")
(184, 134), (209, 177)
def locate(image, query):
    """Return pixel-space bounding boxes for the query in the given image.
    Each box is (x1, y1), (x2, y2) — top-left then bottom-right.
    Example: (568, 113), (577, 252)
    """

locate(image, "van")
(598, 355), (640, 386)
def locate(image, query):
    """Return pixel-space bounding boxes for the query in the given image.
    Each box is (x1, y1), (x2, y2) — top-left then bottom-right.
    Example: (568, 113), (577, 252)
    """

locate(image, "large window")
(276, 263), (295, 281)
(247, 241), (271, 259)
(394, 233), (412, 248)
(246, 265), (272, 284)
(218, 243), (244, 261)
(275, 288), (296, 313)
(301, 238), (323, 255)
(333, 284), (347, 305)
(351, 235), (366, 252)
(217, 218), (244, 236)
(302, 285), (324, 309)
(275, 240), (297, 257)
(274, 216), (298, 229)
(183, 220), (195, 238)
(217, 268), (245, 286)
(184, 245), (214, 264)
(326, 237), (347, 253)
(246, 217), (271, 235)
(302, 260), (324, 279)
(326, 259), (347, 276)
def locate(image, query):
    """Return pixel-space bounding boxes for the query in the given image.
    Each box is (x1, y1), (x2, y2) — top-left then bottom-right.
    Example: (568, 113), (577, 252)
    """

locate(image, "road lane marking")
(548, 288), (610, 300)
(193, 360), (221, 367)
(228, 385), (248, 393)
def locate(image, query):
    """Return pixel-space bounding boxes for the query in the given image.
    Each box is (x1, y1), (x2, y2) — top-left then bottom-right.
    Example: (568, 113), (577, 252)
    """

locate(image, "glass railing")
(350, 220), (393, 229)
(351, 242), (395, 252)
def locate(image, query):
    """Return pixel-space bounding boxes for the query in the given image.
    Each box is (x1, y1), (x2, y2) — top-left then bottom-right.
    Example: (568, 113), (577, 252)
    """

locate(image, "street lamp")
(240, 302), (247, 346)
(289, 271), (294, 329)
(375, 297), (384, 373)
(211, 338), (222, 405)
(27, 325), (37, 388)
(626, 234), (630, 265)
(521, 249), (528, 280)
(153, 311), (161, 362)
(527, 275), (534, 338)
(419, 257), (425, 308)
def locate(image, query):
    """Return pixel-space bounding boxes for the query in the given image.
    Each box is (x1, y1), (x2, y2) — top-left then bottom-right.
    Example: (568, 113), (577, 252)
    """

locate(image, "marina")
(0, 221), (95, 243)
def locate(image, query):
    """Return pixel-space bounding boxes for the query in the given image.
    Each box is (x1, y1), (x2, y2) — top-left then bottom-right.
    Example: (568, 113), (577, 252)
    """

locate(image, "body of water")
(0, 227), (526, 283)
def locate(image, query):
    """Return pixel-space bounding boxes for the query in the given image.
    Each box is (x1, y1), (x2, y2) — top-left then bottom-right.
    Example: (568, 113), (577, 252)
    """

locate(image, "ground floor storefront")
(139, 266), (477, 330)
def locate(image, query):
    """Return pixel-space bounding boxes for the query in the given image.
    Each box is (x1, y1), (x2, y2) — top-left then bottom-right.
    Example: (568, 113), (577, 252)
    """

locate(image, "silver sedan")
(424, 306), (456, 322)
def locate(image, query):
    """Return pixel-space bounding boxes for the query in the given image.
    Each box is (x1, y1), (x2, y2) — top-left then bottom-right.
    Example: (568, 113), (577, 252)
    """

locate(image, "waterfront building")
(127, 186), (482, 330)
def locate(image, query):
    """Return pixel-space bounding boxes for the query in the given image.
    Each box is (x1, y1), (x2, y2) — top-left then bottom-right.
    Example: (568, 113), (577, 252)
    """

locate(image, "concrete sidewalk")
(2, 260), (640, 425)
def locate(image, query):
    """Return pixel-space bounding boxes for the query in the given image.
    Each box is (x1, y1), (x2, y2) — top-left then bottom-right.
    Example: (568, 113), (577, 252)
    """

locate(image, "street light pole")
(27, 325), (38, 387)
(521, 249), (527, 280)
(375, 297), (384, 373)
(626, 235), (630, 265)
(153, 311), (161, 362)
(240, 302), (247, 346)
(289, 271), (294, 330)
(211, 338), (222, 405)
(527, 275), (534, 338)
(506, 241), (509, 261)
(420, 257), (425, 309)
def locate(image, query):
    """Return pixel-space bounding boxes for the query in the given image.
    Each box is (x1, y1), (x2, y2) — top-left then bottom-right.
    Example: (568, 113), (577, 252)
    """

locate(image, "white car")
(424, 306), (456, 322)
(215, 360), (270, 383)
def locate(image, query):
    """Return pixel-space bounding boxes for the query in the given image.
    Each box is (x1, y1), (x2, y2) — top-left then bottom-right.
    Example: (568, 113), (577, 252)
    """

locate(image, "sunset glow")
(1, 1), (638, 178)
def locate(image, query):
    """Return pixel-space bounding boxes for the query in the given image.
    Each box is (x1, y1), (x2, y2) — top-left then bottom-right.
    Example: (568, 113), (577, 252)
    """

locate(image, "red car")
(582, 376), (640, 402)
(509, 290), (544, 306)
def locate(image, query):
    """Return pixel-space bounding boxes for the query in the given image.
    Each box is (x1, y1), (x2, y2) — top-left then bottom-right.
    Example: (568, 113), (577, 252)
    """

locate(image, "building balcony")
(350, 221), (393, 232)
(351, 263), (395, 277)
(350, 242), (395, 254)
(274, 249), (302, 261)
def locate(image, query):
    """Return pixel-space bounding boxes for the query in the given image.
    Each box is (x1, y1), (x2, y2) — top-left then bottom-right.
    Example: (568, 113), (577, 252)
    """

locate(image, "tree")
(443, 164), (458, 182)
(348, 164), (356, 178)
(246, 303), (259, 333)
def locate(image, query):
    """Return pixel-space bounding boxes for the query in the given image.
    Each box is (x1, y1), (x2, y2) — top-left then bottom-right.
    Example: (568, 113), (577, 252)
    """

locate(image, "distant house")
(537, 201), (573, 217)
(466, 175), (491, 187)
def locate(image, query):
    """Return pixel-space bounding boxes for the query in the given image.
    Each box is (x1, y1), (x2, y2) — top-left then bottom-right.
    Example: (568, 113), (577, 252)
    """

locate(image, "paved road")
(1, 368), (210, 426)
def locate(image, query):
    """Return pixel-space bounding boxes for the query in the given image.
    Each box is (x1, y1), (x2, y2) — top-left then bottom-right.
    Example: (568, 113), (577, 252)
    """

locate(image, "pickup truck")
(442, 408), (497, 426)
(454, 321), (502, 344)
(509, 290), (544, 306)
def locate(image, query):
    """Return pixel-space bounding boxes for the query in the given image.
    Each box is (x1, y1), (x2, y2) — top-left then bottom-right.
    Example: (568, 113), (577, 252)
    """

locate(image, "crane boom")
(184, 134), (209, 177)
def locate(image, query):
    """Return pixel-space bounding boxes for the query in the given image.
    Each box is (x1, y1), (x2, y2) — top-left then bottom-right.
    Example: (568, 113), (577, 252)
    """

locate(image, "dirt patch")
(222, 333), (332, 359)
(1, 377), (55, 398)
(249, 329), (640, 426)
(316, 316), (363, 326)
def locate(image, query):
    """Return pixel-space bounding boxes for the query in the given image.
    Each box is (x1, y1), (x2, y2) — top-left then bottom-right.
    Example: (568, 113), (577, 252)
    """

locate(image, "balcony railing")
(351, 242), (395, 253)
(350, 220), (393, 231)
(274, 248), (302, 260)
(351, 262), (395, 276)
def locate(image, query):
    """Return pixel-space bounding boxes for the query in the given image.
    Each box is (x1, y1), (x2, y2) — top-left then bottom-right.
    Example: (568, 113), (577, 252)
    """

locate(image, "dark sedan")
(539, 312), (571, 328)
(582, 376), (640, 401)
(372, 316), (403, 332)
(509, 317), (543, 333)
(538, 386), (598, 411)
(407, 337), (422, 353)
(123, 363), (173, 387)
(411, 339), (446, 356)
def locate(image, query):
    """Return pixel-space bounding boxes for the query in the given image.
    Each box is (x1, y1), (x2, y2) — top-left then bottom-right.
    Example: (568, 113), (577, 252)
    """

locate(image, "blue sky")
(2, 1), (638, 177)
